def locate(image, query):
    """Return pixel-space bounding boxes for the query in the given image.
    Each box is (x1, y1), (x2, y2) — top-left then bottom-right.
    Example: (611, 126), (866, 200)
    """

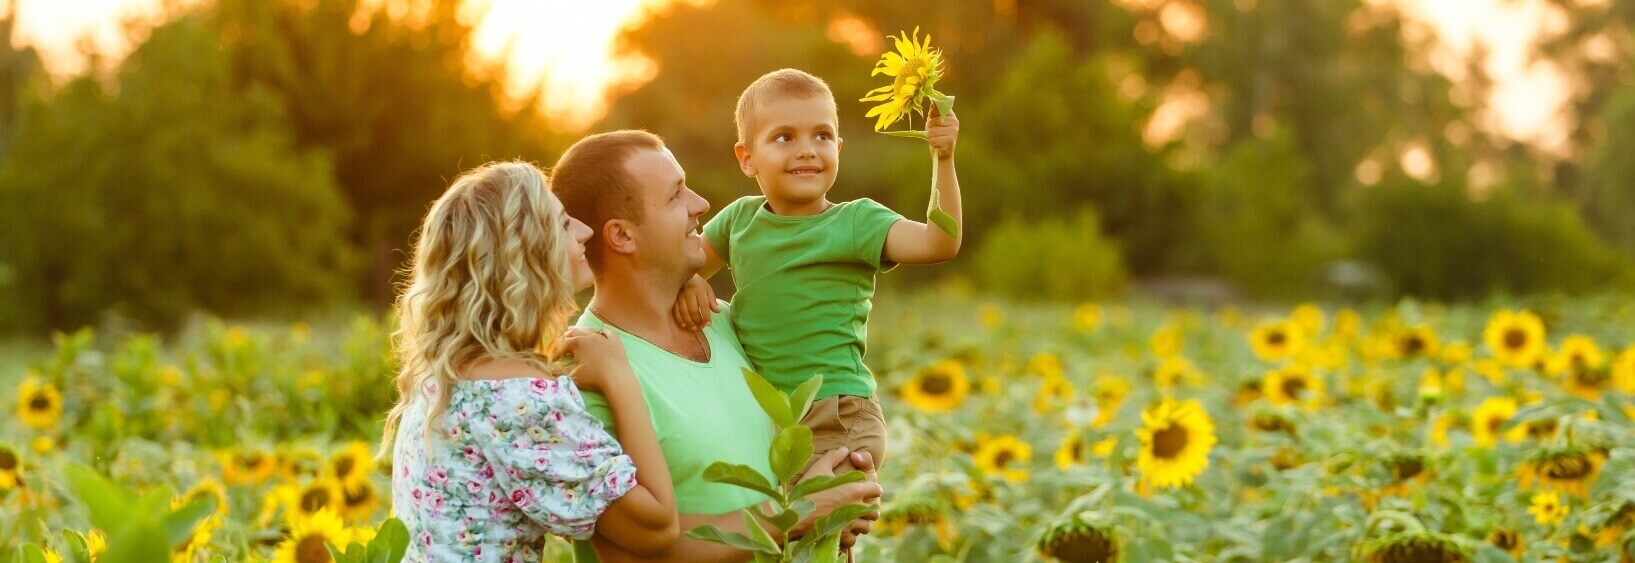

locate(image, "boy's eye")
(817, 132), (833, 141)
(774, 134), (791, 142)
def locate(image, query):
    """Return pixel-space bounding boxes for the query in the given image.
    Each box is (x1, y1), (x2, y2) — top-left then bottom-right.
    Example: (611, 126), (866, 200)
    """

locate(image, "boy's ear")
(733, 142), (756, 178)
(603, 219), (638, 256)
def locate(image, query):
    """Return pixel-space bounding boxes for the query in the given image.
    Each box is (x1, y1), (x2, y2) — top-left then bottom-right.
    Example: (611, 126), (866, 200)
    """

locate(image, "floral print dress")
(391, 376), (638, 562)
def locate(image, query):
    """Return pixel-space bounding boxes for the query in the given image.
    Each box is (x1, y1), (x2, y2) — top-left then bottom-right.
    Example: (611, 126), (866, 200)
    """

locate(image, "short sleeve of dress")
(848, 198), (906, 270)
(462, 376), (638, 540)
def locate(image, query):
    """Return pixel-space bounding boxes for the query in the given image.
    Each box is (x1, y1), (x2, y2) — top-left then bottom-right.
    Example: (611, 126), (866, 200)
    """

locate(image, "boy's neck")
(763, 196), (833, 217)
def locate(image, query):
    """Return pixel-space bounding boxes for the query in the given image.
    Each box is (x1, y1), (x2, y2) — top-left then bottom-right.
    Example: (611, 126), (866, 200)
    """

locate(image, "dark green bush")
(974, 207), (1128, 301)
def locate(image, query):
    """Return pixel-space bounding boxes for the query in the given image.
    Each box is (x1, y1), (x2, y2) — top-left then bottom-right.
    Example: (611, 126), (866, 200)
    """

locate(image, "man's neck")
(588, 264), (693, 346)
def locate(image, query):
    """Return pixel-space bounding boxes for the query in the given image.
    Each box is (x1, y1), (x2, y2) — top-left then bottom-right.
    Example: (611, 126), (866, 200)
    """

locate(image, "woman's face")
(561, 210), (595, 292)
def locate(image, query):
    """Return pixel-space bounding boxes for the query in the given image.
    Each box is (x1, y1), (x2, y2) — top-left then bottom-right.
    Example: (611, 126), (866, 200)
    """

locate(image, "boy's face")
(736, 95), (842, 207)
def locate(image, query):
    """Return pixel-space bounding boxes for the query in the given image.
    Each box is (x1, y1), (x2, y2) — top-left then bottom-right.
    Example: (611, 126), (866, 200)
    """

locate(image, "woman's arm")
(592, 374), (680, 556)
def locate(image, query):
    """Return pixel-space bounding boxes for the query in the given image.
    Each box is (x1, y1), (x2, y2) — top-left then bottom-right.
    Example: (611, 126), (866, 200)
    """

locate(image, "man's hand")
(788, 447), (882, 544)
(926, 106), (958, 161)
(672, 275), (719, 330)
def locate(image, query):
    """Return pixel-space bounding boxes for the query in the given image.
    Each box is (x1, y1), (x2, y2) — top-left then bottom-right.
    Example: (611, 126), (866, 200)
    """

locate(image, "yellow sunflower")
(1150, 324), (1184, 359)
(1392, 325), (1440, 360)
(1028, 352), (1064, 379)
(1249, 319), (1304, 362)
(861, 27), (944, 132)
(1135, 399), (1216, 490)
(1483, 309), (1547, 367)
(329, 442), (375, 491)
(18, 375), (63, 430)
(1032, 376), (1075, 414)
(85, 529), (106, 560)
(174, 477), (230, 520)
(1528, 492), (1569, 526)
(900, 360), (970, 413)
(1262, 366), (1324, 409)
(1291, 303), (1325, 336)
(976, 303), (1002, 330)
(273, 508), (352, 563)
(973, 433), (1032, 483)
(340, 479), (381, 521)
(0, 444), (20, 491)
(1377, 453), (1432, 498)
(1090, 375), (1130, 428)
(279, 447), (325, 481)
(278, 479), (345, 526)
(1054, 430), (1086, 469)
(1487, 528), (1524, 558)
(220, 447), (277, 486)
(879, 498), (955, 550)
(1073, 303), (1103, 332)
(1470, 397), (1526, 447)
(1520, 449), (1603, 498)
(1333, 308), (1362, 339)
(1613, 346), (1635, 394)
(1439, 341), (1472, 365)
(1153, 357), (1202, 389)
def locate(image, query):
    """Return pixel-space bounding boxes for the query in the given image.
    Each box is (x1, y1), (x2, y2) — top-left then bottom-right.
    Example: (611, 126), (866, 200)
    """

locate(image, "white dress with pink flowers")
(391, 376), (637, 562)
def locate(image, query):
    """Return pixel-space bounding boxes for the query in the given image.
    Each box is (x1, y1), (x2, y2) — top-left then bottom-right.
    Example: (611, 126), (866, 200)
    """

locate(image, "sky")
(4, 0), (1577, 146)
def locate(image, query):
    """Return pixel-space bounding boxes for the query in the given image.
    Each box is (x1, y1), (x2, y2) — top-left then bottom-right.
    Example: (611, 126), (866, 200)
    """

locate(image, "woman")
(382, 161), (678, 561)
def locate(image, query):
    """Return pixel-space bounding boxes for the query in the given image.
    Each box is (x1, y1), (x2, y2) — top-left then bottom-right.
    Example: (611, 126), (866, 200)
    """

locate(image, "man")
(551, 130), (881, 562)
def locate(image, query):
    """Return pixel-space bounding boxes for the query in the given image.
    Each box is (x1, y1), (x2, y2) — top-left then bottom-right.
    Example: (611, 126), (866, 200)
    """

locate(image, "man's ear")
(734, 142), (756, 178)
(603, 219), (638, 256)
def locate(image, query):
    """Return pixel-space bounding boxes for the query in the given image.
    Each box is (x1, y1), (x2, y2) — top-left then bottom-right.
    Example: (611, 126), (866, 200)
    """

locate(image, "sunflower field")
(4, 292), (1635, 562)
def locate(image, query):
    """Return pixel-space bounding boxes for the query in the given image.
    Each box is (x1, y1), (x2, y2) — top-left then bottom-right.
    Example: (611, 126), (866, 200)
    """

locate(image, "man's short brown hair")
(735, 68), (835, 143)
(549, 129), (664, 270)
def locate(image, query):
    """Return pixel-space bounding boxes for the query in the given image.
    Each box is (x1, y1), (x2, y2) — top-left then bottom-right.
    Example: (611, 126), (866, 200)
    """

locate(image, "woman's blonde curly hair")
(379, 161), (578, 457)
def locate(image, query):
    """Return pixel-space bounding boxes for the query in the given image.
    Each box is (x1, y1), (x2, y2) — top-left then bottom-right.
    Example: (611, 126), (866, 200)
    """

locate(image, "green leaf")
(879, 130), (929, 140)
(753, 504), (800, 535)
(792, 470), (866, 500)
(16, 544), (49, 563)
(64, 464), (137, 531)
(770, 424), (815, 486)
(812, 502), (876, 539)
(703, 462), (782, 501)
(327, 543), (357, 563)
(102, 520), (171, 563)
(930, 93), (956, 116)
(686, 524), (782, 555)
(928, 207), (959, 239)
(742, 368), (794, 428)
(742, 511), (783, 554)
(791, 530), (844, 563)
(59, 530), (90, 563)
(788, 376), (822, 423)
(164, 496), (218, 548)
(367, 517), (410, 563)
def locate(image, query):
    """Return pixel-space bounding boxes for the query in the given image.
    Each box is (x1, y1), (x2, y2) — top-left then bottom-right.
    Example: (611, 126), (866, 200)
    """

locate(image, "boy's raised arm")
(884, 108), (963, 265)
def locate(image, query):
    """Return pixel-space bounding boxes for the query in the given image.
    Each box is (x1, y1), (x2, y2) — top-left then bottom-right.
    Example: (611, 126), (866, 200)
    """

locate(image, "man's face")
(623, 147), (710, 275)
(739, 95), (841, 207)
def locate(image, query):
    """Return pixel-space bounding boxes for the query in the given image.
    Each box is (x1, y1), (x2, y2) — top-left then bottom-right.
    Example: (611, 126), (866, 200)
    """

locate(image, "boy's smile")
(736, 95), (842, 216)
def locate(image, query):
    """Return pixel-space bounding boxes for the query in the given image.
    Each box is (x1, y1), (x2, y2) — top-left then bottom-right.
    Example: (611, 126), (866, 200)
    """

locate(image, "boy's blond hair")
(735, 68), (836, 143)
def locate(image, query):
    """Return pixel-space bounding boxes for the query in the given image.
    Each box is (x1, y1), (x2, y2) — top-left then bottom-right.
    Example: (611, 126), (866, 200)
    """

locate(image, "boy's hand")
(927, 106), (958, 160)
(672, 274), (720, 330)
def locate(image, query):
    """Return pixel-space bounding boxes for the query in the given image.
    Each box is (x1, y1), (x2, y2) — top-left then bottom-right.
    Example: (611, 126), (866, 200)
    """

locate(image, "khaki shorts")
(794, 395), (887, 483)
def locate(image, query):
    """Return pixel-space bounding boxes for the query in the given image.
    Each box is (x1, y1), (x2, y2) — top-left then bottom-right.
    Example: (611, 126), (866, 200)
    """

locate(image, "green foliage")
(1353, 178), (1631, 299)
(686, 369), (869, 562)
(0, 13), (356, 332)
(974, 208), (1128, 301)
(328, 518), (410, 563)
(956, 31), (1200, 275)
(1196, 132), (1346, 296)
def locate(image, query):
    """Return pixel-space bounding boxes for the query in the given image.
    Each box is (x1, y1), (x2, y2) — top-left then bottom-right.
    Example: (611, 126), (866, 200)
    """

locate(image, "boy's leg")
(794, 396), (888, 561)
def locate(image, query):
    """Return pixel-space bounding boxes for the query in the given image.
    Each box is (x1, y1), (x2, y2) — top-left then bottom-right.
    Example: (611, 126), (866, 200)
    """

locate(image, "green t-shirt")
(571, 302), (776, 562)
(703, 195), (904, 400)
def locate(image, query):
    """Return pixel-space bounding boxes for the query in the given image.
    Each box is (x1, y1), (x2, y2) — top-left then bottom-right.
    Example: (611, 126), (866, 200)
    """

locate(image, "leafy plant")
(684, 369), (874, 562)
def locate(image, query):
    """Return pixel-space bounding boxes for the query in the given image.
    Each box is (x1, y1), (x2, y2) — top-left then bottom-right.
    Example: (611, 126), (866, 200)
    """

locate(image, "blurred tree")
(0, 14), (354, 331)
(0, 5), (42, 158)
(212, 0), (561, 303)
(1581, 86), (1635, 256)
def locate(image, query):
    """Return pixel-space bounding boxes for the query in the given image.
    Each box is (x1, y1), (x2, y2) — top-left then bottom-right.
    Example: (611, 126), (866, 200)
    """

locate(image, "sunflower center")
(1281, 377), (1307, 399)
(993, 450), (1015, 468)
(1486, 416), (1504, 435)
(28, 394), (51, 411)
(892, 59), (927, 95)
(1392, 458), (1424, 481)
(1151, 424), (1189, 458)
(1267, 331), (1286, 346)
(296, 534), (332, 563)
(1372, 538), (1464, 563)
(1489, 529), (1518, 550)
(300, 488), (332, 513)
(344, 484), (373, 507)
(920, 373), (952, 395)
(1403, 336), (1425, 356)
(1541, 454), (1593, 480)
(1503, 329), (1527, 350)
(0, 450), (16, 470)
(1528, 419), (1558, 438)
(1043, 529), (1118, 563)
(333, 457), (355, 479)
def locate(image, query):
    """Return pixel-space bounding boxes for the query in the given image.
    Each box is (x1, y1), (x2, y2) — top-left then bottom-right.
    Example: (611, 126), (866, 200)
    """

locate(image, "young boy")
(672, 68), (963, 481)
